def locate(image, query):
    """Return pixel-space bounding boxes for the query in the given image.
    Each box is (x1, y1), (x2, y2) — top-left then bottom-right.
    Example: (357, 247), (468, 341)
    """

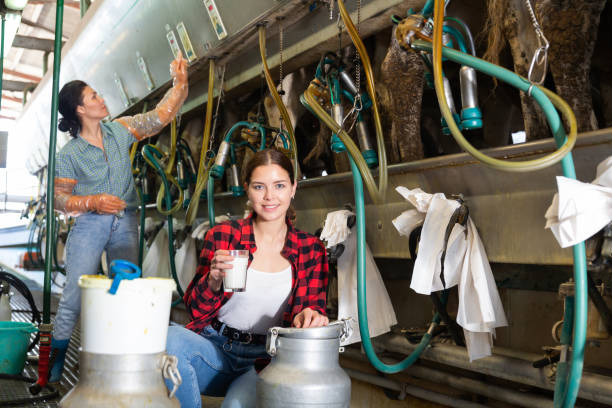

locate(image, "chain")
(161, 354), (182, 399)
(279, 19), (285, 95)
(337, 12), (343, 58)
(257, 71), (265, 119)
(354, 0), (361, 94)
(209, 64), (226, 153)
(524, 0), (549, 86)
(278, 18), (285, 133)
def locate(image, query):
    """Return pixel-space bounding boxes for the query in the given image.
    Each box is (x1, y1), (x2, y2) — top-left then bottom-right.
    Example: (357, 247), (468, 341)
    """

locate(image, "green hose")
(562, 244), (587, 408)
(444, 16), (476, 56)
(43, 0), (65, 326)
(411, 40), (577, 172)
(554, 295), (574, 407)
(0, 16), (4, 111)
(426, 1), (586, 405)
(442, 25), (468, 54)
(136, 182), (145, 269)
(350, 155), (441, 373)
(142, 145), (184, 298)
(207, 176), (215, 228)
(223, 121), (266, 148)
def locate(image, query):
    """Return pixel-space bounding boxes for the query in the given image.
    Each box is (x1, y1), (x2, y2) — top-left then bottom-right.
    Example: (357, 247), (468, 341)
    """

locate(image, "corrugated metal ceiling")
(2, 0), (87, 120)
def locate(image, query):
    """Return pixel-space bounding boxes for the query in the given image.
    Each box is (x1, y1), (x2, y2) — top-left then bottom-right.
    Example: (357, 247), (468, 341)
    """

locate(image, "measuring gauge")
(136, 52), (155, 91)
(113, 72), (130, 107)
(165, 24), (182, 59)
(203, 0), (228, 40)
(176, 22), (197, 63)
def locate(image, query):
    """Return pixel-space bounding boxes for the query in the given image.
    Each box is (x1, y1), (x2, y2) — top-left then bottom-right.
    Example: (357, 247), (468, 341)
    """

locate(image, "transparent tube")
(185, 60), (215, 226)
(303, 85), (383, 203)
(430, 1), (585, 406)
(258, 25), (299, 181)
(337, 0), (388, 200)
(154, 119), (183, 215)
(142, 144), (183, 215)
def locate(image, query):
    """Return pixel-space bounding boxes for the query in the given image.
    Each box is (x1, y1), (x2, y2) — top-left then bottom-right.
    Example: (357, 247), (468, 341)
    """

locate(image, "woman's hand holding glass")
(207, 250), (234, 292)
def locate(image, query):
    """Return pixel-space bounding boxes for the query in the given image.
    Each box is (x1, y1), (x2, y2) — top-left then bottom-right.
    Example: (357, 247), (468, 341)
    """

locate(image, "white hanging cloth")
(320, 210), (397, 346)
(392, 187), (507, 361)
(545, 156), (612, 248)
(142, 222), (170, 279)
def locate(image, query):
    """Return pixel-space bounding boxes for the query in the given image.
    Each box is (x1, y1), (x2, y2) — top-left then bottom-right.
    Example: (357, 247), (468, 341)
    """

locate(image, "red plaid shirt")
(183, 214), (328, 333)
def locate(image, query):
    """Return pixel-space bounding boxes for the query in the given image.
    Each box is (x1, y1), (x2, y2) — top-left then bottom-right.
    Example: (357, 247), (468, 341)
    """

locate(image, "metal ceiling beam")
(2, 80), (37, 92)
(0, 105), (21, 112)
(3, 69), (41, 82)
(28, 0), (81, 9)
(20, 17), (69, 40)
(13, 34), (64, 52)
(2, 94), (22, 103)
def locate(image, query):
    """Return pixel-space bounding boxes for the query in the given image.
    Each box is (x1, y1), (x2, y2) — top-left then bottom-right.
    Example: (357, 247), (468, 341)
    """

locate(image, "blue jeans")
(165, 324), (268, 408)
(53, 211), (138, 340)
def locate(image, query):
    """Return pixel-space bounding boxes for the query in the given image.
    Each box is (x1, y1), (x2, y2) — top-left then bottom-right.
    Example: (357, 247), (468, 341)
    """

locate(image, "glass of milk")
(223, 250), (249, 292)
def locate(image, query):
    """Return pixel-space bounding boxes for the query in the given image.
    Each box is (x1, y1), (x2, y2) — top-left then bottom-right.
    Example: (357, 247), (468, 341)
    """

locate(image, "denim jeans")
(53, 211), (138, 340)
(165, 324), (268, 408)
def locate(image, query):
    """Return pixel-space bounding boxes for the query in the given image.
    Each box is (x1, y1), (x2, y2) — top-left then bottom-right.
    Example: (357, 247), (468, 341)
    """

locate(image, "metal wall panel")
(17, 0), (408, 173)
(210, 129), (612, 265)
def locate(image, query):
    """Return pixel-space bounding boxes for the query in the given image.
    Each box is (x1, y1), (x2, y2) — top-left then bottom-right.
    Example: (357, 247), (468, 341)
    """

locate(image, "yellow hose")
(185, 60), (216, 226)
(337, 0), (387, 197)
(431, 0), (576, 172)
(155, 118), (183, 215)
(166, 118), (177, 173)
(130, 101), (149, 173)
(258, 25), (299, 182)
(304, 85), (383, 204)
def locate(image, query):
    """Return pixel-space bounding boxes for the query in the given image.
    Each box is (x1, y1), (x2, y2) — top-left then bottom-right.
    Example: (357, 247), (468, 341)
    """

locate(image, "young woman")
(166, 148), (329, 408)
(50, 53), (188, 382)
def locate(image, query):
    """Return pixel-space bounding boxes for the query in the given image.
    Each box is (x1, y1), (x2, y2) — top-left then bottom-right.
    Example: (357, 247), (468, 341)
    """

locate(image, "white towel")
(545, 156), (612, 248)
(320, 210), (354, 248)
(321, 210), (397, 346)
(393, 187), (507, 361)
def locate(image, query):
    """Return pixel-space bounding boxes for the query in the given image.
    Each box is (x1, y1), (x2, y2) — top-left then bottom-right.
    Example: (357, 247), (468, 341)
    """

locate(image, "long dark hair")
(243, 148), (297, 222)
(58, 80), (88, 138)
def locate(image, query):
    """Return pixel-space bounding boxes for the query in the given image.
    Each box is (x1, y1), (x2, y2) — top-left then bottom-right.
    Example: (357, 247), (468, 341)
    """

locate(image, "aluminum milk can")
(256, 319), (352, 407)
(60, 272), (180, 407)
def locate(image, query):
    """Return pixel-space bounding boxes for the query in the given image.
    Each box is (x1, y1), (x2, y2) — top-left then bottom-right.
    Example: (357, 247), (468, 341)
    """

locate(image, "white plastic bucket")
(78, 275), (176, 354)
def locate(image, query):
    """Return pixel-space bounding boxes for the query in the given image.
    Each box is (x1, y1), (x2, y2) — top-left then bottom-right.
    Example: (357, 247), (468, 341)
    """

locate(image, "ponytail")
(58, 80), (88, 138)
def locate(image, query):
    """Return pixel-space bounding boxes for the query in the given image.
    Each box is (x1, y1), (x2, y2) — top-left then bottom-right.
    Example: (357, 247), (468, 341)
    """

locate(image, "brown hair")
(243, 148), (297, 222)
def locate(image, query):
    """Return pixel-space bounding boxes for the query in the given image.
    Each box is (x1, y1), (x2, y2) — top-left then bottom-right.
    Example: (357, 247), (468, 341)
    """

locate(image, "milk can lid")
(271, 318), (353, 340)
(79, 275), (176, 292)
(265, 319), (353, 356)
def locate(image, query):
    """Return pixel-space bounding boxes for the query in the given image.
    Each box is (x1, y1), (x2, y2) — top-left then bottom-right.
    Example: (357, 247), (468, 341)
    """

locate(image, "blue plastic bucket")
(0, 321), (38, 375)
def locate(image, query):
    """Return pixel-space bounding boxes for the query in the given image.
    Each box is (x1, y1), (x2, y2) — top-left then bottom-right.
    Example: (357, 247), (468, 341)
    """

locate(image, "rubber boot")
(48, 338), (70, 383)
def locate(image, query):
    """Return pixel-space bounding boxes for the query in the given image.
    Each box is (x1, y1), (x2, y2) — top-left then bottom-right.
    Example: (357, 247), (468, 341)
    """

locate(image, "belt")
(211, 318), (267, 345)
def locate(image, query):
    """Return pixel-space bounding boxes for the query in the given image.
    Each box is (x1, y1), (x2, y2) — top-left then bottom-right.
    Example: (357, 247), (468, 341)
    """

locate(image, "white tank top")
(217, 265), (292, 334)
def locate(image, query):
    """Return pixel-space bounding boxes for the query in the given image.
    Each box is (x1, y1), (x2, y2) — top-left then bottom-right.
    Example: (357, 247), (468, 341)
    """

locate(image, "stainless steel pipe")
(374, 334), (612, 405)
(343, 348), (554, 408)
(345, 368), (487, 408)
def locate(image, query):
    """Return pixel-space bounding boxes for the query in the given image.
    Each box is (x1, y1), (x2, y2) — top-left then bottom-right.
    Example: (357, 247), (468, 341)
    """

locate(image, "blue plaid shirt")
(55, 121), (139, 209)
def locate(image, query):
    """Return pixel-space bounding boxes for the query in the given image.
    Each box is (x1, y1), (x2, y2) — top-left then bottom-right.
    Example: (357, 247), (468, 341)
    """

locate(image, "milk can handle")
(331, 318), (354, 343)
(266, 328), (280, 356)
(108, 260), (141, 295)
(161, 354), (182, 399)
